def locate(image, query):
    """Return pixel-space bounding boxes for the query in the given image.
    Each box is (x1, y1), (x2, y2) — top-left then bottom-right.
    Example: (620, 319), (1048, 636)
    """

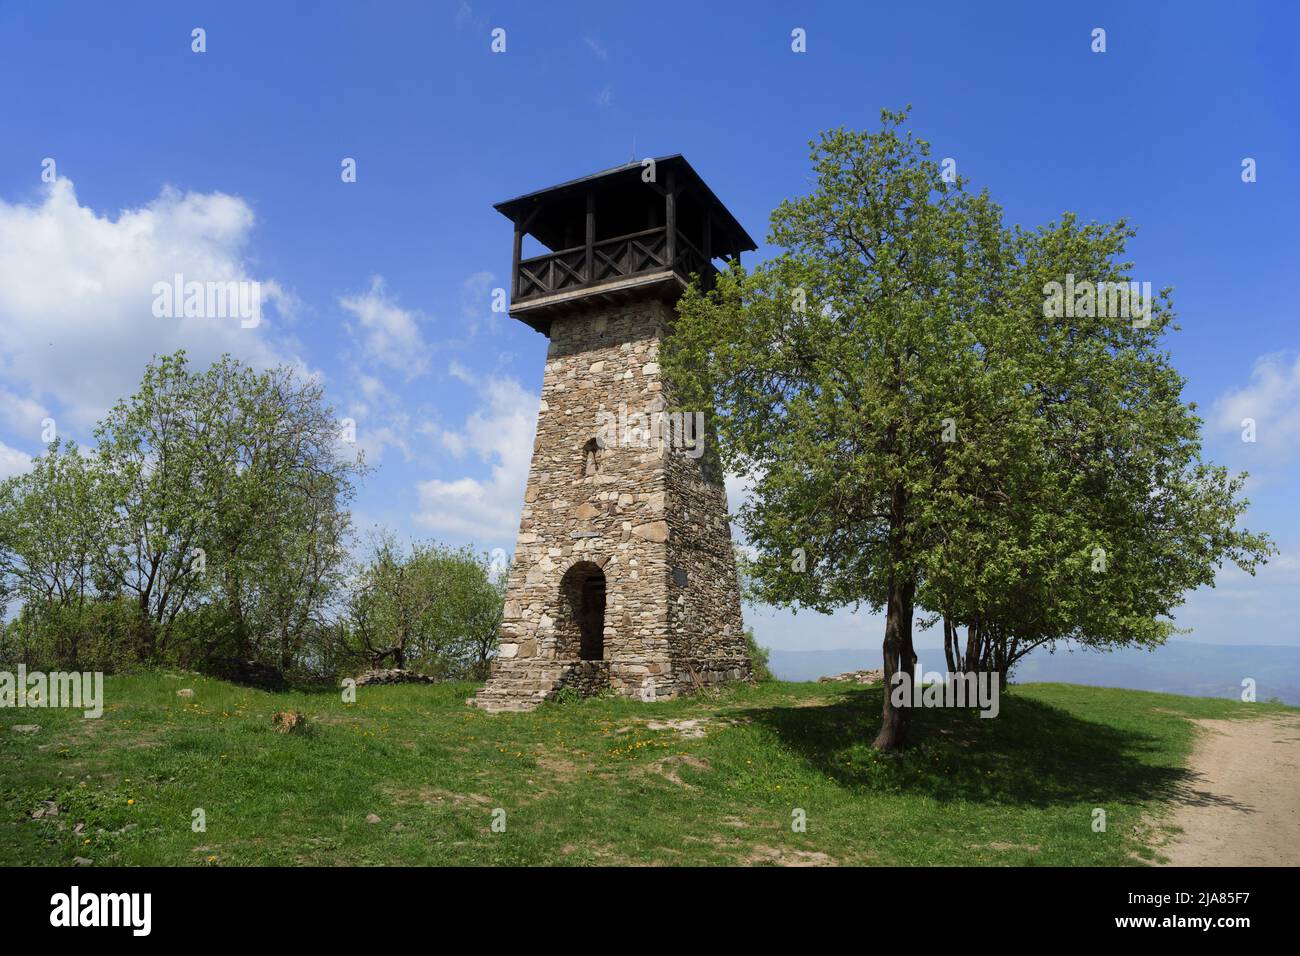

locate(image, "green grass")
(1, 673), (1293, 866)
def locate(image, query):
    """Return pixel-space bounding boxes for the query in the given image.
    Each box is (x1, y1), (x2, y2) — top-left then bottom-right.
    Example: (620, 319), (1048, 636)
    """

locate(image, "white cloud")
(1210, 351), (1300, 464)
(459, 270), (500, 336)
(595, 85), (614, 108)
(725, 470), (754, 517)
(340, 276), (432, 379)
(584, 36), (609, 61)
(355, 421), (412, 467)
(0, 440), (32, 479)
(454, 1), (478, 31)
(414, 368), (537, 544)
(339, 366), (417, 467)
(0, 388), (49, 436)
(0, 178), (294, 430)
(1174, 544), (1300, 642)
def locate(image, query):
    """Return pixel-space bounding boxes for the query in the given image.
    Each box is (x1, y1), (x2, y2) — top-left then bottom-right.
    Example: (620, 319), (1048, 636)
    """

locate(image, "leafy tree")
(664, 109), (1271, 749)
(89, 351), (364, 665)
(0, 351), (365, 672)
(0, 440), (124, 667)
(344, 534), (504, 679)
(927, 214), (1273, 686)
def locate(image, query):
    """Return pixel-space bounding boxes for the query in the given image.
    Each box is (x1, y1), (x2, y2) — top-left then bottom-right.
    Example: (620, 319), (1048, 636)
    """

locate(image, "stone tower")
(471, 156), (756, 712)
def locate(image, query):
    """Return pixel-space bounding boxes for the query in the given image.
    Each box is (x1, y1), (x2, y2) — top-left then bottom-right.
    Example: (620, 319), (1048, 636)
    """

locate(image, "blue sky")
(0, 1), (1295, 652)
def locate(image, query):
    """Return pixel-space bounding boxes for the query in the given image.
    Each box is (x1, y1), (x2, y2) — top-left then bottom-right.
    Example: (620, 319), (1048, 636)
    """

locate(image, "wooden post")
(585, 191), (595, 283)
(702, 212), (712, 288)
(511, 216), (523, 298)
(665, 169), (676, 273)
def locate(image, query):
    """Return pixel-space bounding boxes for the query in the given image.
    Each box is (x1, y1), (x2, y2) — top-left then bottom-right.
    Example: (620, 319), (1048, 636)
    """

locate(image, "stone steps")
(469, 659), (612, 713)
(469, 661), (563, 712)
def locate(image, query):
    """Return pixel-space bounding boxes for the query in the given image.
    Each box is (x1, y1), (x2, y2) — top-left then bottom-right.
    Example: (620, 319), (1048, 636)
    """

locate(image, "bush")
(0, 597), (138, 673)
(745, 628), (774, 682)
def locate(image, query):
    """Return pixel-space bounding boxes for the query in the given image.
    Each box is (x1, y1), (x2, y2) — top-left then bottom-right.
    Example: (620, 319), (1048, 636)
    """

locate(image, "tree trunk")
(136, 596), (156, 664)
(873, 573), (916, 751)
(943, 616), (958, 673)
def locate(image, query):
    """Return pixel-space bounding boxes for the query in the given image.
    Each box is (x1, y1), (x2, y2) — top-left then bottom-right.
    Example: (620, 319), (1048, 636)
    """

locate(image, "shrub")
(745, 628), (774, 682)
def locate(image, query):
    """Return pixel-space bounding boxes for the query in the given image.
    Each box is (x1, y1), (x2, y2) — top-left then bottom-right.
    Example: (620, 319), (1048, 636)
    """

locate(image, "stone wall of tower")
(495, 297), (674, 699)
(662, 419), (750, 693)
(477, 294), (749, 710)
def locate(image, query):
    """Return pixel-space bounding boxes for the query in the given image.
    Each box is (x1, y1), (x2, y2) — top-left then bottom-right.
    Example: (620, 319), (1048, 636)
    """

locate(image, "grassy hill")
(2, 674), (1293, 866)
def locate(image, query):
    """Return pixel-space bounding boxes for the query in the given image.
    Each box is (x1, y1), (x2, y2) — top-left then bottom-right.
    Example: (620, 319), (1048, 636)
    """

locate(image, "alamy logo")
(0, 666), (103, 718)
(152, 273), (261, 328)
(890, 663), (1000, 718)
(1042, 273), (1152, 326)
(595, 404), (705, 458)
(50, 886), (151, 936)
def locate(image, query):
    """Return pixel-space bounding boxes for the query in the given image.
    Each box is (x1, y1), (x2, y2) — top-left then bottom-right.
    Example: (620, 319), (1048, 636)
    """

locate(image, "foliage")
(342, 533), (506, 680)
(0, 351), (508, 683)
(745, 628), (773, 682)
(664, 109), (1273, 747)
(0, 351), (366, 675)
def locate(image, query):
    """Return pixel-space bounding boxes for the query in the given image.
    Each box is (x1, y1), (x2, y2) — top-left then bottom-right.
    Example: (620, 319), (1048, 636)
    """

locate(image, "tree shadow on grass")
(744, 687), (1190, 808)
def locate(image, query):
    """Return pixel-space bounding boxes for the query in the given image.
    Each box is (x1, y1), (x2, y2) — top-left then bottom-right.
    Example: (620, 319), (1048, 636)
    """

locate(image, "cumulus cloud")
(414, 365), (537, 544)
(1210, 351), (1300, 464)
(338, 366), (425, 467)
(459, 270), (500, 336)
(340, 276), (432, 380)
(0, 440), (31, 479)
(0, 388), (49, 437)
(0, 178), (294, 430)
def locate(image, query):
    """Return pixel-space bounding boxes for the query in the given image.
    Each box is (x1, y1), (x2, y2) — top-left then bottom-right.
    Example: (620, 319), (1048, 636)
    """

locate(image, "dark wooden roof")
(494, 154), (757, 254)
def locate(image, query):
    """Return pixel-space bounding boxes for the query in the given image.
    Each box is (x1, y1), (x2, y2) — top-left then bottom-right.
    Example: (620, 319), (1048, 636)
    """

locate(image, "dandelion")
(127, 799), (135, 805)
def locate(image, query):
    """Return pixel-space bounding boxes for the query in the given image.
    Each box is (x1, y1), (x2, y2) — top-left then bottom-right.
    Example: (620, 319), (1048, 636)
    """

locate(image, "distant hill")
(768, 642), (1300, 705)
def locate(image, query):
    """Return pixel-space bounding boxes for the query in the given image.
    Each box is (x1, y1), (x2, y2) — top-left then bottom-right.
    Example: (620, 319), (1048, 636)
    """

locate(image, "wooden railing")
(672, 231), (712, 290)
(515, 227), (716, 302)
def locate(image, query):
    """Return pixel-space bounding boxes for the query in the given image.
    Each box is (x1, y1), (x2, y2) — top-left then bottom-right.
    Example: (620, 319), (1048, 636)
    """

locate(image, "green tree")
(90, 351), (364, 665)
(927, 213), (1273, 686)
(0, 351), (365, 672)
(744, 629), (774, 683)
(345, 535), (504, 679)
(664, 109), (1271, 749)
(0, 440), (122, 667)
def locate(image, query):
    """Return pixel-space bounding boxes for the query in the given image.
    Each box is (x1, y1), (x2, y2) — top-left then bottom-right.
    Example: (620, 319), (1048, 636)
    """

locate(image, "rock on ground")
(817, 669), (884, 685)
(354, 668), (437, 686)
(271, 711), (308, 734)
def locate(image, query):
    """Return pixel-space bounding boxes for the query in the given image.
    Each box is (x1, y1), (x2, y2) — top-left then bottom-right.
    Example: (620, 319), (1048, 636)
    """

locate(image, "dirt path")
(1157, 713), (1300, 866)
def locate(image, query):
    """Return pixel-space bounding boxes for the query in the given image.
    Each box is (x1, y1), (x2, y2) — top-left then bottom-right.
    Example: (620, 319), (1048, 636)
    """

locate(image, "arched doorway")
(559, 562), (606, 660)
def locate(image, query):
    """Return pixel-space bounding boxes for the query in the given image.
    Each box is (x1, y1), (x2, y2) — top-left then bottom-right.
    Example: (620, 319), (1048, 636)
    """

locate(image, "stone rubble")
(354, 668), (438, 686)
(817, 669), (885, 685)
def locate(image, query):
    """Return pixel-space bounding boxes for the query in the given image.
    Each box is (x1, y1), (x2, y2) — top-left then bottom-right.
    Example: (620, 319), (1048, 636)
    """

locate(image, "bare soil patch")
(1157, 713), (1300, 866)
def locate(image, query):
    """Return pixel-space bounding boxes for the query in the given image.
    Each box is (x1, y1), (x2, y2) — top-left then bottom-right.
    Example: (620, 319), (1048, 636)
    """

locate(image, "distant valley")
(767, 642), (1300, 705)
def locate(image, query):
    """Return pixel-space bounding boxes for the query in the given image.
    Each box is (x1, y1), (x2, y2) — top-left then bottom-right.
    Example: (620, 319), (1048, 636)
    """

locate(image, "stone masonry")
(471, 296), (751, 712)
